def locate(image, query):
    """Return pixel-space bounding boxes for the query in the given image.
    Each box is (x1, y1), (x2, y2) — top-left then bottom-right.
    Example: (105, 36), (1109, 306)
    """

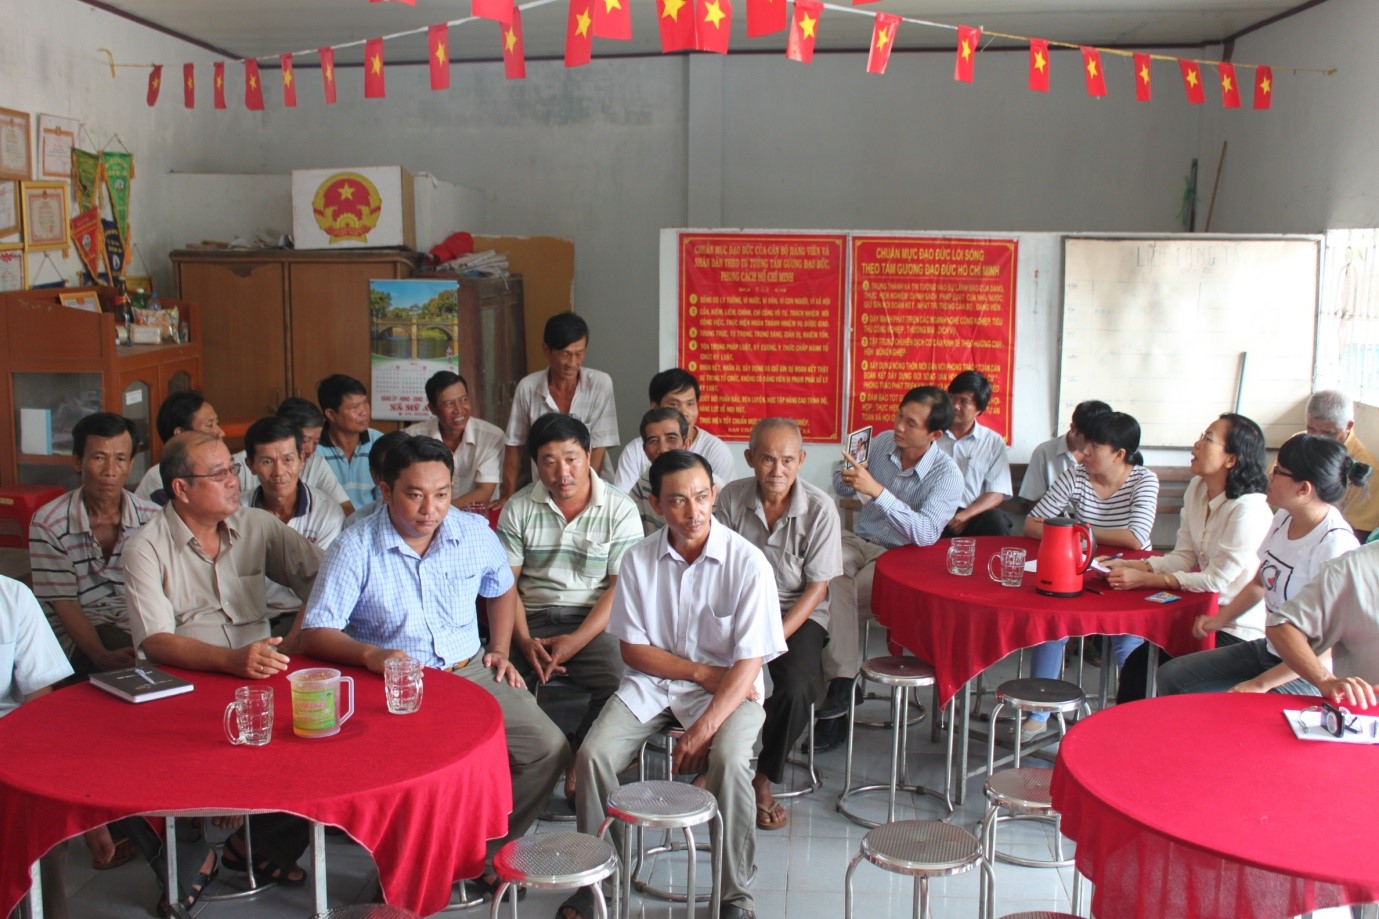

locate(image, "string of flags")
(135, 0), (1329, 110)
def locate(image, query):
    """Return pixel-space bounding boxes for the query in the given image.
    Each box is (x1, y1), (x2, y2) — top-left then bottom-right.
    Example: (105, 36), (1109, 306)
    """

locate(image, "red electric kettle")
(1035, 517), (1096, 597)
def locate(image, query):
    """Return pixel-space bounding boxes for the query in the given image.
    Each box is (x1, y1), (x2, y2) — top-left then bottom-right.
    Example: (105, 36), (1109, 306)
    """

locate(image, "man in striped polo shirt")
(498, 413), (643, 801)
(29, 412), (161, 676)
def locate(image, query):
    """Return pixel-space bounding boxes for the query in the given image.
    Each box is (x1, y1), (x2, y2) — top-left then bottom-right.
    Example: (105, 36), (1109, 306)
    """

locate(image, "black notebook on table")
(89, 666), (194, 703)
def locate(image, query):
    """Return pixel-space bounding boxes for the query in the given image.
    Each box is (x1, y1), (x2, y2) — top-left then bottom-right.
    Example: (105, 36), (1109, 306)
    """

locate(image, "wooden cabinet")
(0, 287), (203, 488)
(171, 249), (415, 422)
(428, 274), (527, 428)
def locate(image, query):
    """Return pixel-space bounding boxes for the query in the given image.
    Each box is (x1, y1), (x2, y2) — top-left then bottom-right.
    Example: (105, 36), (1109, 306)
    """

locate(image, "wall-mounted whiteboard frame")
(1060, 235), (1322, 449)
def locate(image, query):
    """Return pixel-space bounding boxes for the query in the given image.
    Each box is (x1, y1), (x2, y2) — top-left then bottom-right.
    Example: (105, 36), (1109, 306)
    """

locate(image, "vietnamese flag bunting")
(502, 10), (527, 78)
(746, 0), (785, 37)
(658, 0), (697, 51)
(866, 13), (898, 75)
(566, 0), (594, 67)
(474, 0), (514, 24)
(280, 54), (297, 107)
(1028, 38), (1049, 92)
(183, 63), (195, 108)
(364, 37), (386, 98)
(1134, 52), (1152, 101)
(786, 0), (820, 64)
(1081, 46), (1105, 97)
(1254, 65), (1273, 110)
(244, 60), (265, 110)
(953, 25), (980, 83)
(1179, 58), (1205, 104)
(429, 24), (451, 89)
(1218, 61), (1240, 108)
(593, 0), (632, 40)
(146, 65), (162, 106)
(697, 0), (732, 55)
(320, 47), (338, 104)
(213, 61), (226, 109)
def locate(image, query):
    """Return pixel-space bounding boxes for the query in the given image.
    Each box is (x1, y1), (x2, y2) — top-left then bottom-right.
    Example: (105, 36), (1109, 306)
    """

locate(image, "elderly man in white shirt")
(570, 450), (786, 919)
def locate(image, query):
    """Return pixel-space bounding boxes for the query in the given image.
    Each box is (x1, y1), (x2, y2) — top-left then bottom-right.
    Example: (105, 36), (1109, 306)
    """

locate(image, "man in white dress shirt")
(404, 370), (504, 509)
(569, 451), (786, 919)
(614, 368), (735, 490)
(937, 370), (1013, 537)
(133, 390), (225, 504)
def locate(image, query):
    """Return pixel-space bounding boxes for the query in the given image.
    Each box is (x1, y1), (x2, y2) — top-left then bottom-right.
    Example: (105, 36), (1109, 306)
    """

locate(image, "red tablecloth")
(870, 536), (1217, 706)
(1052, 693), (1379, 919)
(0, 657), (512, 916)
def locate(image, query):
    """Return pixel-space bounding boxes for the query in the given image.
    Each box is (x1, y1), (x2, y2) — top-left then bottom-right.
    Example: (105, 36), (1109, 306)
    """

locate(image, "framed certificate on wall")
(21, 181), (69, 251)
(0, 245), (25, 291)
(0, 180), (18, 237)
(38, 115), (78, 181)
(0, 108), (30, 180)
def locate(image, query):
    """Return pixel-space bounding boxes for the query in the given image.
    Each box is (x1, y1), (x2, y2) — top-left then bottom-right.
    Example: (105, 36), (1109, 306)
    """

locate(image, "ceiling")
(85, 0), (1317, 67)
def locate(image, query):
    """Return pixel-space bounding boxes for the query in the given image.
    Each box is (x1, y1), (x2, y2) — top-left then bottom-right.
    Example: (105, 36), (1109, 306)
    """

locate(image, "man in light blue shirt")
(300, 435), (568, 898)
(315, 374), (387, 508)
(818, 387), (963, 740)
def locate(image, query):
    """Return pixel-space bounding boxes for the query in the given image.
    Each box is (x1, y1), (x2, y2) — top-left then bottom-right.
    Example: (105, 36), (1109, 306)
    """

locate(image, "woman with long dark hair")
(1109, 414), (1273, 702)
(1158, 432), (1371, 695)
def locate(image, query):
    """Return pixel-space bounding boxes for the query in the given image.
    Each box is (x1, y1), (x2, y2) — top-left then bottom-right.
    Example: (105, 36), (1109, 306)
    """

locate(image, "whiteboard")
(1060, 237), (1320, 448)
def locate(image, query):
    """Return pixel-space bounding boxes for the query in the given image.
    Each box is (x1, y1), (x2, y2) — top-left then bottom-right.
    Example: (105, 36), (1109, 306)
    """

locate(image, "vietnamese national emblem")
(312, 172), (383, 244)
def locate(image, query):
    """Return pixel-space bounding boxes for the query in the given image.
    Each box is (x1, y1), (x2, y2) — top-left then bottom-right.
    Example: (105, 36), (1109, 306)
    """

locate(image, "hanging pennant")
(101, 151), (134, 246)
(146, 66), (163, 106)
(696, 0), (732, 54)
(786, 0), (821, 64)
(867, 13), (899, 75)
(566, 0), (594, 67)
(281, 54), (298, 107)
(1218, 62), (1241, 108)
(593, 0), (631, 40)
(71, 149), (103, 211)
(183, 63), (196, 108)
(102, 218), (126, 280)
(474, 0), (514, 24)
(213, 62), (227, 109)
(746, 0), (785, 37)
(71, 207), (106, 279)
(1081, 46), (1105, 97)
(320, 48), (338, 104)
(502, 11), (527, 79)
(658, 0), (697, 52)
(245, 60), (265, 110)
(1254, 66), (1273, 110)
(364, 38), (387, 98)
(1179, 59), (1205, 104)
(429, 25), (451, 89)
(1134, 53), (1152, 102)
(954, 25), (980, 82)
(1028, 39), (1049, 92)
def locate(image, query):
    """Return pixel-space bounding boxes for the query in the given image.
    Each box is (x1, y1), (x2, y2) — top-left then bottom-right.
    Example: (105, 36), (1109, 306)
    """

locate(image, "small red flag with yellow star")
(1179, 58), (1205, 104)
(786, 0), (821, 63)
(1133, 53), (1152, 102)
(697, 0), (733, 55)
(1254, 65), (1273, 110)
(474, 0), (514, 24)
(867, 13), (899, 75)
(746, 0), (784, 37)
(1218, 61), (1240, 108)
(953, 25), (980, 83)
(280, 54), (297, 107)
(593, 0), (632, 40)
(320, 48), (338, 104)
(658, 0), (697, 51)
(566, 0), (594, 67)
(502, 10), (527, 79)
(1028, 38), (1049, 92)
(213, 61), (227, 109)
(1081, 46), (1105, 97)
(364, 38), (386, 98)
(146, 65), (162, 106)
(183, 63), (195, 109)
(244, 60), (265, 110)
(429, 24), (450, 89)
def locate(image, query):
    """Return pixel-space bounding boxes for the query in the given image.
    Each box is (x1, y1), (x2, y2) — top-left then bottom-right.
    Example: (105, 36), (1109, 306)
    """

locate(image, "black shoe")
(816, 677), (857, 719)
(813, 715), (848, 753)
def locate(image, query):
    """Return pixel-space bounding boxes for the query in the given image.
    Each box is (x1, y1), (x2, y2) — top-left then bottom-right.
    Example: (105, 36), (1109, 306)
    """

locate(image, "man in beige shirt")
(124, 431), (321, 895)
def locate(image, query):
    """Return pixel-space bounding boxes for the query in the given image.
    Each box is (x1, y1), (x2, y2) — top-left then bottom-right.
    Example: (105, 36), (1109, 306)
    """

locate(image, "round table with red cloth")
(870, 536), (1218, 707)
(0, 657), (512, 917)
(1052, 693), (1379, 919)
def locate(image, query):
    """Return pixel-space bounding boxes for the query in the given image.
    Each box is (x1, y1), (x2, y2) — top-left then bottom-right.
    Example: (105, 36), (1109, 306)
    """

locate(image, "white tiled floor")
(28, 639), (1357, 918)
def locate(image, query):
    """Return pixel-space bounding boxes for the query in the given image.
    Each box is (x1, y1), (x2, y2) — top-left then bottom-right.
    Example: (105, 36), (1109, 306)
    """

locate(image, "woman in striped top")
(1021, 412), (1160, 730)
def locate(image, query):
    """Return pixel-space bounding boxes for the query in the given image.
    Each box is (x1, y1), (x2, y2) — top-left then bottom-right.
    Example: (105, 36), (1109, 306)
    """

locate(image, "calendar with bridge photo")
(369, 278), (461, 421)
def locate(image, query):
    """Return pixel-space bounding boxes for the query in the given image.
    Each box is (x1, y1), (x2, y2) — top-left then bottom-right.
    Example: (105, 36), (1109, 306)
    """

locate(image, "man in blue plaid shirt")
(301, 435), (568, 898)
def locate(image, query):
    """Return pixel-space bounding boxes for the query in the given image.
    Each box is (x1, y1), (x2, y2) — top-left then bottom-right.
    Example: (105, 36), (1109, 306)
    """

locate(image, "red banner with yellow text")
(679, 232), (846, 443)
(849, 236), (1017, 440)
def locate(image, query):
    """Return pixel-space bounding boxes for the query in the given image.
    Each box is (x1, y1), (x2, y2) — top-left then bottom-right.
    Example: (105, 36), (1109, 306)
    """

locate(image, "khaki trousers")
(821, 531), (889, 681)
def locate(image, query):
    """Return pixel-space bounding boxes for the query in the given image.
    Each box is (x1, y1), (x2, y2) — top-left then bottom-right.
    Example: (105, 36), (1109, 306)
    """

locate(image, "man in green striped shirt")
(497, 413), (643, 802)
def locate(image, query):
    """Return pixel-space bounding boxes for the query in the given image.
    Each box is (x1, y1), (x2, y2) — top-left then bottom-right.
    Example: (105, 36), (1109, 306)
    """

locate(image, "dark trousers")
(758, 620), (828, 784)
(942, 507), (1011, 538)
(69, 624), (133, 678)
(1118, 631), (1245, 703)
(233, 814), (311, 871)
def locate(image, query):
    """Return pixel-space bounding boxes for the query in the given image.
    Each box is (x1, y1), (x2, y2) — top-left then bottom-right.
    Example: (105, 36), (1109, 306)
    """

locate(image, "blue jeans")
(1157, 636), (1321, 697)
(1026, 634), (1144, 722)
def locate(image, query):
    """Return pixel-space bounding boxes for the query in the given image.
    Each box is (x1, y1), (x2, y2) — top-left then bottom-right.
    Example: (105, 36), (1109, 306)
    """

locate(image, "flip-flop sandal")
(92, 836), (136, 870)
(755, 801), (788, 831)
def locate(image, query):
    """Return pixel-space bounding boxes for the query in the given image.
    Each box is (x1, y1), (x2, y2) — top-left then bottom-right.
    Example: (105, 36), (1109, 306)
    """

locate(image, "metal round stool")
(987, 678), (1088, 773)
(996, 913), (1081, 918)
(837, 656), (954, 828)
(489, 832), (620, 919)
(977, 768), (1072, 869)
(843, 819), (991, 919)
(317, 907), (423, 918)
(596, 780), (722, 919)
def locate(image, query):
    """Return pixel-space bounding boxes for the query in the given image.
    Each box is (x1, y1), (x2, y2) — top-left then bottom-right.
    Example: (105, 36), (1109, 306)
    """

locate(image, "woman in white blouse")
(1107, 414), (1273, 702)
